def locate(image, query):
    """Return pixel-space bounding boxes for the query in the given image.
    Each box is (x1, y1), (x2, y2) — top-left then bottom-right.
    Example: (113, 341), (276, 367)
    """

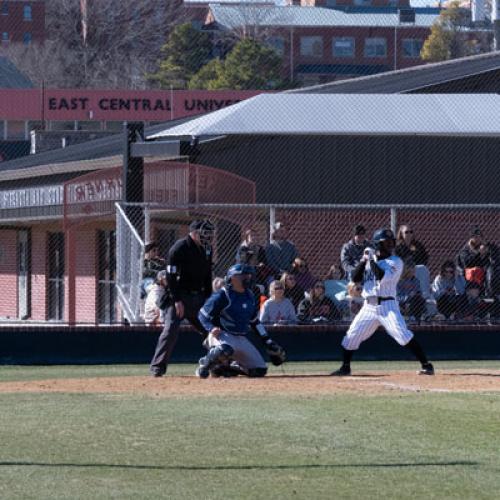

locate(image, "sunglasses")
(404, 230), (413, 234)
(274, 286), (284, 290)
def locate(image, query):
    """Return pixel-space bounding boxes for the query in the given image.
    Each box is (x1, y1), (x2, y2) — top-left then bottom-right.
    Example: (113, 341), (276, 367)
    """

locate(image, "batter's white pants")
(341, 302), (414, 351)
(207, 331), (267, 371)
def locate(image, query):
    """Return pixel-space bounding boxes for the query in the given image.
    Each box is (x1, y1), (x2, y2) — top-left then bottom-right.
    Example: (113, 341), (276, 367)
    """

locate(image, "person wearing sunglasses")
(297, 280), (342, 323)
(396, 225), (431, 302)
(395, 225), (429, 266)
(431, 260), (466, 319)
(259, 280), (297, 325)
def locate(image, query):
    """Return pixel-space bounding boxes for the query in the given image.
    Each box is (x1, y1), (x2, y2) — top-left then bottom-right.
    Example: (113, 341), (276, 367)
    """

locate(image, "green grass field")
(0, 361), (499, 500)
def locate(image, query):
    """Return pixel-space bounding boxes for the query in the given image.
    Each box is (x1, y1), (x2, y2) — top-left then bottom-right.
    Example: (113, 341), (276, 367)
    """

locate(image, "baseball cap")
(189, 220), (204, 232)
(470, 227), (482, 237)
(353, 224), (366, 235)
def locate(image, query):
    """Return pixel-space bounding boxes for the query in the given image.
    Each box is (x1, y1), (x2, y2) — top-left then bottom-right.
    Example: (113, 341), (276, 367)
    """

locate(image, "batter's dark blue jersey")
(198, 287), (259, 335)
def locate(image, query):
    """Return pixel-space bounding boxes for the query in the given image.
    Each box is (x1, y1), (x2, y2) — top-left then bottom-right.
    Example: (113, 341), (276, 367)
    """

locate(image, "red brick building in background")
(0, 0), (45, 45)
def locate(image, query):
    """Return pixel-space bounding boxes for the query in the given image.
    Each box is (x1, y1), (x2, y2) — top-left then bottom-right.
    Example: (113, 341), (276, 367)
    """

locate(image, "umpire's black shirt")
(167, 235), (212, 302)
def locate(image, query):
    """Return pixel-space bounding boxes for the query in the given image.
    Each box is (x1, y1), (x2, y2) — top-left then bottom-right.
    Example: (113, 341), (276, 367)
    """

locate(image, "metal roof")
(209, 4), (439, 28)
(289, 51), (500, 94)
(148, 93), (500, 139)
(0, 57), (33, 89)
(0, 116), (196, 181)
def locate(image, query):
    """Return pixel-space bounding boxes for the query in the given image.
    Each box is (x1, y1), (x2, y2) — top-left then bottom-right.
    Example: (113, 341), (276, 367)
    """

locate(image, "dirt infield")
(0, 370), (499, 396)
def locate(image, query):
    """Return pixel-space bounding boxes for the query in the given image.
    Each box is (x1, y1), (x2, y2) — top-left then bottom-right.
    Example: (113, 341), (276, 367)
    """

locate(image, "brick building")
(205, 4), (440, 84)
(0, 0), (45, 45)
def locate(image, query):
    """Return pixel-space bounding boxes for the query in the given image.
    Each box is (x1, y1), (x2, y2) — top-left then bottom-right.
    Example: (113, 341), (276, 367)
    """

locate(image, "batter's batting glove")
(265, 340), (286, 366)
(363, 247), (375, 261)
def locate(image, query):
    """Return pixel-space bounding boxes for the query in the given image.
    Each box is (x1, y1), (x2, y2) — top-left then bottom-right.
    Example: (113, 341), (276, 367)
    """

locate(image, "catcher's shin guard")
(196, 344), (234, 379)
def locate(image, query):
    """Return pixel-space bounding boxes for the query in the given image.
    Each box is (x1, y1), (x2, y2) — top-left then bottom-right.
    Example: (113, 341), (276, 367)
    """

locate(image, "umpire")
(150, 219), (215, 377)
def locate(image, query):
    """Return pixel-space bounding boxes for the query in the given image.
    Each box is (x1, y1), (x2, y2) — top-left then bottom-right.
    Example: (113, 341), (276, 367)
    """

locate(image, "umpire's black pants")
(150, 291), (207, 376)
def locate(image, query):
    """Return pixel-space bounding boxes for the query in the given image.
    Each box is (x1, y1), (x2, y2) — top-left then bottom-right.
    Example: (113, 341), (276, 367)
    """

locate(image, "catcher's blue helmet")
(225, 264), (254, 284)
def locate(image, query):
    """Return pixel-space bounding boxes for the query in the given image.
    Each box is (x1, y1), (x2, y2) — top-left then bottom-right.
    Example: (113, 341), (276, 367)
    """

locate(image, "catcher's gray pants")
(206, 331), (267, 373)
(150, 291), (206, 376)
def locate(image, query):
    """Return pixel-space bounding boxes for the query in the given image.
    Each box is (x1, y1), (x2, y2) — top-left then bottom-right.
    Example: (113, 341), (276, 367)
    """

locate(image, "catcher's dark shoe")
(150, 370), (165, 378)
(330, 365), (351, 376)
(196, 357), (210, 379)
(418, 362), (435, 375)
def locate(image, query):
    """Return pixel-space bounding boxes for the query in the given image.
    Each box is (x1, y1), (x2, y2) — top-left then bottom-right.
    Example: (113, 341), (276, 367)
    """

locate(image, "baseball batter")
(197, 264), (286, 378)
(331, 228), (434, 376)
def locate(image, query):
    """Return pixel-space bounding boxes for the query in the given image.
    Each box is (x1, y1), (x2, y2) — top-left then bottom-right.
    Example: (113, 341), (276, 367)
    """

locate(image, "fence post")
(269, 205), (276, 243)
(390, 207), (397, 234)
(144, 206), (151, 243)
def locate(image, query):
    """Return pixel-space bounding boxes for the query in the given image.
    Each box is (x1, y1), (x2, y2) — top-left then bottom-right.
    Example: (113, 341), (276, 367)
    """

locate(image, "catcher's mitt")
(266, 341), (286, 366)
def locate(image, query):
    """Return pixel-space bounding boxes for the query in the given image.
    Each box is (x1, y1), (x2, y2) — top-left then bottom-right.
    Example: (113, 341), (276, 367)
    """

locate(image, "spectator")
(297, 280), (342, 323)
(340, 224), (371, 281)
(280, 271), (305, 310)
(236, 228), (266, 265)
(395, 225), (429, 266)
(336, 282), (364, 320)
(260, 280), (297, 325)
(456, 227), (490, 288)
(291, 257), (317, 292)
(141, 240), (166, 299)
(397, 261), (426, 321)
(144, 271), (167, 326)
(431, 260), (466, 319)
(212, 277), (225, 293)
(265, 222), (298, 277)
(324, 263), (348, 301)
(456, 281), (489, 321)
(239, 246), (274, 290)
(396, 225), (431, 298)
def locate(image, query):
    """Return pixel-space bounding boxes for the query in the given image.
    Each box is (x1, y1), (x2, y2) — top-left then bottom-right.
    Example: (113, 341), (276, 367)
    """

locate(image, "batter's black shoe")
(418, 362), (435, 375)
(330, 365), (351, 376)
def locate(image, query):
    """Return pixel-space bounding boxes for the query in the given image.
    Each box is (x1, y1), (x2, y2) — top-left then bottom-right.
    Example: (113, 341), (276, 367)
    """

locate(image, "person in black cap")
(149, 219), (215, 377)
(340, 224), (371, 281)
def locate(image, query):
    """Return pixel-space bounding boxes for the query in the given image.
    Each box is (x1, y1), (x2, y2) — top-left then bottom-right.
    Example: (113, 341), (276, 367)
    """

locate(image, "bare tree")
(1, 0), (187, 88)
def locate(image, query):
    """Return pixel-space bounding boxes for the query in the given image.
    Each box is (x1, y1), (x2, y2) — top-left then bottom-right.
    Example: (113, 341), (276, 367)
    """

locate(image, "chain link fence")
(115, 202), (500, 326)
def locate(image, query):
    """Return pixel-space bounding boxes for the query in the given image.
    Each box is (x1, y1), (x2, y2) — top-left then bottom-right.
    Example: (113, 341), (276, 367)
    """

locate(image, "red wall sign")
(0, 89), (262, 121)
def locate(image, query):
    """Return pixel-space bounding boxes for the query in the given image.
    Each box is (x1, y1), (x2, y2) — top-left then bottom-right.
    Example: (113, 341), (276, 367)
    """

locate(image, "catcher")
(196, 263), (286, 378)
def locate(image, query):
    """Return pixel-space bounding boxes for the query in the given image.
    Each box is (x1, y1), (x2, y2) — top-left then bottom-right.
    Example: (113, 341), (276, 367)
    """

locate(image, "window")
(23, 4), (32, 21)
(402, 39), (423, 58)
(354, 0), (372, 5)
(48, 232), (65, 321)
(2, 31), (8, 44)
(97, 230), (117, 324)
(23, 32), (31, 45)
(332, 37), (355, 58)
(300, 36), (323, 57)
(364, 37), (387, 58)
(1, 2), (8, 15)
(266, 36), (285, 56)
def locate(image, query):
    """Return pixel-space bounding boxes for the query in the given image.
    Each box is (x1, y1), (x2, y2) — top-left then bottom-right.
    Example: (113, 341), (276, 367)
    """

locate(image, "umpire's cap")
(373, 228), (395, 243)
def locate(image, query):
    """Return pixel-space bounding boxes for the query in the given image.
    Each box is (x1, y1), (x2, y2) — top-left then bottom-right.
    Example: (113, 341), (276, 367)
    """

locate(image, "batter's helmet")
(372, 228), (395, 250)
